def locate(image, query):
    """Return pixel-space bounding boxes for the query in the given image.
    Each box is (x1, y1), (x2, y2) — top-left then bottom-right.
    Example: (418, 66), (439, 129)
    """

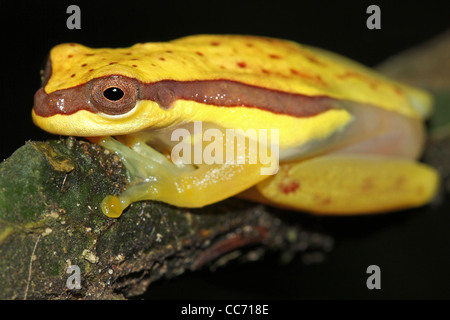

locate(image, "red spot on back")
(337, 71), (379, 89)
(393, 86), (403, 95)
(210, 41), (220, 46)
(195, 51), (204, 56)
(70, 73), (76, 78)
(262, 68), (270, 74)
(278, 181), (300, 194)
(395, 176), (406, 188)
(337, 71), (357, 79)
(269, 54), (281, 59)
(158, 57), (166, 61)
(67, 55), (73, 58)
(361, 177), (374, 191)
(81, 63), (87, 67)
(237, 62), (247, 68)
(305, 54), (327, 67)
(290, 69), (326, 86)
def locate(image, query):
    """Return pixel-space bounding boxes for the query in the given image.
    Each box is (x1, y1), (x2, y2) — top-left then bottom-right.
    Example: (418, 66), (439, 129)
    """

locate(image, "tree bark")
(0, 138), (333, 299)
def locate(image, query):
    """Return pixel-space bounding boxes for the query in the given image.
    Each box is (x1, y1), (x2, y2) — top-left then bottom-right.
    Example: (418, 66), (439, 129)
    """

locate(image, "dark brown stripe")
(33, 76), (337, 118)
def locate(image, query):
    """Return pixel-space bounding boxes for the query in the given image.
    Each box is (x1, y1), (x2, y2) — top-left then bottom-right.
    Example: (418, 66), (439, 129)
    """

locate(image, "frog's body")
(32, 35), (439, 218)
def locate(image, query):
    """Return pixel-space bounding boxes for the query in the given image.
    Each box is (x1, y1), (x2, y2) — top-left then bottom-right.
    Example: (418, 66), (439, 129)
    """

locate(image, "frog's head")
(32, 43), (175, 137)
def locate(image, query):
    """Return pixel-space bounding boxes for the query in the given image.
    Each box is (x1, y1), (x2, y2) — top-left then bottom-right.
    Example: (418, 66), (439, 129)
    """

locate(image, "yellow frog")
(32, 35), (439, 218)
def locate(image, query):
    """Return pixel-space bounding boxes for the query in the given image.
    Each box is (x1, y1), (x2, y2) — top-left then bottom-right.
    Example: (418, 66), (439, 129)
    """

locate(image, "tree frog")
(32, 35), (439, 218)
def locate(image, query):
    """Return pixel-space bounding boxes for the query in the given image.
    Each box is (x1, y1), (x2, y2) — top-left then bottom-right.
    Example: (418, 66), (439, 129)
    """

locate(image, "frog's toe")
(101, 195), (127, 218)
(101, 181), (163, 218)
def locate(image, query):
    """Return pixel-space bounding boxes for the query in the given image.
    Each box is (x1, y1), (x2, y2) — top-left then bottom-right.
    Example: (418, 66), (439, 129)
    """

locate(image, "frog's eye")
(91, 75), (138, 115)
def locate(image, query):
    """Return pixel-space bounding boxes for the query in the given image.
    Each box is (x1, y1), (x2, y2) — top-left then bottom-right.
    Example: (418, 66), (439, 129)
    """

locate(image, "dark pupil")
(103, 87), (124, 101)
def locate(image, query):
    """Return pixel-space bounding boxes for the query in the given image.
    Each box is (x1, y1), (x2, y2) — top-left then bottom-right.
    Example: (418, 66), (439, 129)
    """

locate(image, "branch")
(0, 138), (332, 299)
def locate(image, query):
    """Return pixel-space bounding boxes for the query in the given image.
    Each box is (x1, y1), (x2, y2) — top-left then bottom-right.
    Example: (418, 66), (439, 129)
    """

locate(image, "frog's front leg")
(94, 135), (272, 218)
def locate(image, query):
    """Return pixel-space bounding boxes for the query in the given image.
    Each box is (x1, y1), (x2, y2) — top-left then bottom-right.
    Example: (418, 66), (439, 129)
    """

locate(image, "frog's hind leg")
(241, 155), (439, 215)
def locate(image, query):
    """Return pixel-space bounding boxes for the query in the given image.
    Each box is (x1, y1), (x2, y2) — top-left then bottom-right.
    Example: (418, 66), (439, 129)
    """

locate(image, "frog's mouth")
(31, 106), (150, 137)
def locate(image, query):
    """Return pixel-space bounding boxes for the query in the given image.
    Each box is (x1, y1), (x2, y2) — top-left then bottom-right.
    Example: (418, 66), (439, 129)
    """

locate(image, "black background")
(1, 0), (449, 299)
